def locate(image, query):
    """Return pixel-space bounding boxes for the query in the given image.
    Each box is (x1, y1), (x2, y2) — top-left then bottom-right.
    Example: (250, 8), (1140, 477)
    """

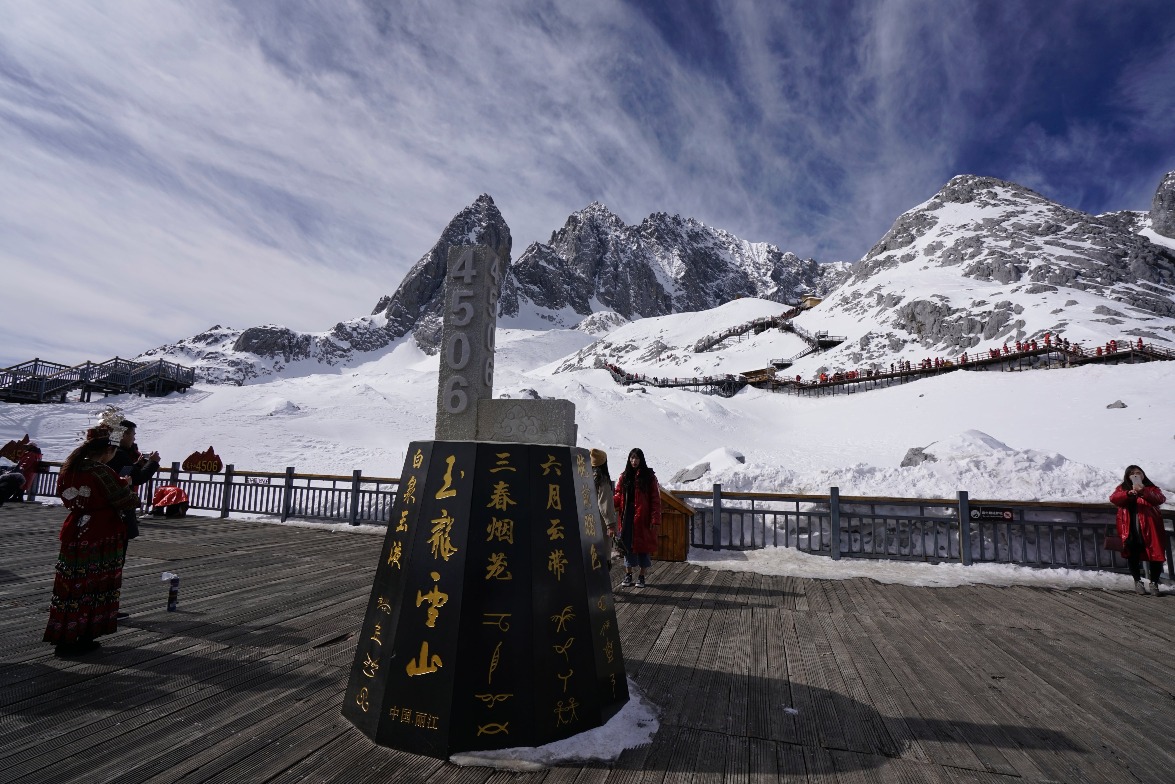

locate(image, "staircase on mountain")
(0, 357), (196, 403)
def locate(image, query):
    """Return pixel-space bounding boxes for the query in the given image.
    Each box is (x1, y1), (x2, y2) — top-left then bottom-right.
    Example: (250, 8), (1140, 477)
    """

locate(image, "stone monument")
(342, 244), (628, 759)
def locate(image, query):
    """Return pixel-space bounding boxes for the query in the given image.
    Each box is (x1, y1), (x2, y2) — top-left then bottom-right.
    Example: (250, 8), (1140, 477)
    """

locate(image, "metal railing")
(674, 485), (1175, 577)
(24, 462), (400, 526)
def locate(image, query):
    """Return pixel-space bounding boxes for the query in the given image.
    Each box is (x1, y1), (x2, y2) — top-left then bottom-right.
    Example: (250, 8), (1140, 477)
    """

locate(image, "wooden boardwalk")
(2, 503), (1173, 784)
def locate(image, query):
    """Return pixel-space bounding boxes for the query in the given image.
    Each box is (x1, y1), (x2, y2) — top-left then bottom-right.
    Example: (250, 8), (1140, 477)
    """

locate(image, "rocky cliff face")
(801, 174), (1175, 369)
(1152, 171), (1175, 239)
(499, 203), (847, 326)
(139, 195), (512, 382)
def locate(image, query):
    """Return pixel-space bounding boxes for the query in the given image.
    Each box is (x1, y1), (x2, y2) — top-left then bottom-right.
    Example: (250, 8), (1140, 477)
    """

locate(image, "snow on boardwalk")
(1, 503), (1173, 782)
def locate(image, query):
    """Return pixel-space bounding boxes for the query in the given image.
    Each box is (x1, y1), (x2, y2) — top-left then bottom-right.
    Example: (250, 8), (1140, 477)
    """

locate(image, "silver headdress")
(91, 405), (129, 445)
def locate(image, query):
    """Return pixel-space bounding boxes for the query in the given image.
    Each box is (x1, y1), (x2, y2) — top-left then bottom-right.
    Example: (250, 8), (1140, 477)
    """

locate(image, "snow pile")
(449, 678), (658, 771)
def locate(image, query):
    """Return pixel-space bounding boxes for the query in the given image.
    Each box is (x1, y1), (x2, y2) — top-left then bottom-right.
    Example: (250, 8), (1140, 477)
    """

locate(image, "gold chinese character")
(599, 619), (612, 637)
(548, 549), (568, 580)
(477, 722), (510, 736)
(362, 651), (380, 678)
(546, 484), (562, 511)
(487, 481), (517, 512)
(581, 485), (590, 509)
(415, 713), (428, 728)
(355, 687), (370, 712)
(486, 516), (514, 544)
(482, 613), (511, 632)
(553, 637), (574, 660)
(415, 572), (449, 627)
(596, 596), (608, 612)
(556, 669), (574, 693)
(541, 455), (562, 476)
(389, 706), (400, 721)
(583, 512), (596, 537)
(406, 641), (442, 676)
(371, 623), (383, 646)
(485, 552), (512, 581)
(401, 708), (414, 722)
(490, 452), (516, 473)
(547, 518), (565, 541)
(435, 455), (457, 499)
(576, 453), (587, 477)
(474, 693), (514, 708)
(429, 510), (459, 561)
(603, 638), (615, 664)
(395, 509), (409, 532)
(387, 540), (403, 568)
(551, 605), (575, 633)
(554, 698), (580, 726)
(402, 475), (417, 505)
(376, 596), (392, 613)
(428, 715), (440, 730)
(488, 641), (502, 684)
(412, 449), (424, 469)
(590, 543), (601, 570)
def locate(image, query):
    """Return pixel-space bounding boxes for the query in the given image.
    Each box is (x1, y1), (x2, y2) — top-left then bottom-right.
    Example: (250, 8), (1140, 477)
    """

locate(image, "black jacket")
(105, 444), (160, 487)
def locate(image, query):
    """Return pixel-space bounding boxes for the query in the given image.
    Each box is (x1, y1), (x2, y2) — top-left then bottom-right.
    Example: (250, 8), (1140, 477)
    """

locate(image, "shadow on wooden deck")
(2, 503), (1173, 783)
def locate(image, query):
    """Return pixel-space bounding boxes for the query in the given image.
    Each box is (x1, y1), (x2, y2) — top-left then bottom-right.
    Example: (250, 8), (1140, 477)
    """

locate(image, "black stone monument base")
(342, 441), (629, 759)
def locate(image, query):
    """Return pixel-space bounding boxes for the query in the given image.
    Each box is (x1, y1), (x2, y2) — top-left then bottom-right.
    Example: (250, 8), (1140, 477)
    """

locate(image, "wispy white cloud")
(1, 0), (1171, 366)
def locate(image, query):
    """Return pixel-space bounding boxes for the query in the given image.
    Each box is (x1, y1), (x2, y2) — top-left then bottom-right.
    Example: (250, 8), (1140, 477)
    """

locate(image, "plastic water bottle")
(162, 572), (179, 611)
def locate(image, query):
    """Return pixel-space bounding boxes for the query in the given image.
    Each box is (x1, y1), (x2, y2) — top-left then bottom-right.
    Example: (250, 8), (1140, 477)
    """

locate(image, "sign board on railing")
(182, 446), (223, 474)
(970, 506), (1014, 521)
(245, 476), (270, 485)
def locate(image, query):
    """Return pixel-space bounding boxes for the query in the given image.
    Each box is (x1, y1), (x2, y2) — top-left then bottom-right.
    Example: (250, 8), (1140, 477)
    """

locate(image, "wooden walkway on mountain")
(607, 338), (1175, 398)
(3, 503), (1173, 783)
(0, 357), (195, 403)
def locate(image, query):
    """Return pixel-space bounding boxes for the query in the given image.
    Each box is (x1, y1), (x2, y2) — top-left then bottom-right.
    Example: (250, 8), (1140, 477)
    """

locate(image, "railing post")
(349, 470), (362, 525)
(712, 483), (722, 551)
(26, 466), (40, 503)
(830, 486), (841, 560)
(958, 490), (972, 565)
(220, 464), (234, 518)
(169, 461), (180, 483)
(280, 466), (295, 522)
(1165, 518), (1174, 579)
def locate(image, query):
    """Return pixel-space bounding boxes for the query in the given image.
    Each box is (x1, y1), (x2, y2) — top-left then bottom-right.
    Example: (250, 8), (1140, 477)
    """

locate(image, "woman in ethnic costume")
(44, 429), (140, 656)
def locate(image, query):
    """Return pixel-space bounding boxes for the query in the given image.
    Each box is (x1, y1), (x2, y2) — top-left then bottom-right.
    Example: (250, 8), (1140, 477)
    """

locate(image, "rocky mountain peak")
(501, 204), (846, 328)
(369, 194), (512, 349)
(1151, 170), (1175, 239)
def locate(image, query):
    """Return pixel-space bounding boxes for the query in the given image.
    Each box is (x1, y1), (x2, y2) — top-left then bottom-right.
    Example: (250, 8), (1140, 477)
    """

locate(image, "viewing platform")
(0, 357), (196, 403)
(2, 503), (1173, 783)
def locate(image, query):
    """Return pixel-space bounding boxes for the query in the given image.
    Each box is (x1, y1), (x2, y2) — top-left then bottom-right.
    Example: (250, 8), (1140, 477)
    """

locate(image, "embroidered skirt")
(43, 529), (126, 644)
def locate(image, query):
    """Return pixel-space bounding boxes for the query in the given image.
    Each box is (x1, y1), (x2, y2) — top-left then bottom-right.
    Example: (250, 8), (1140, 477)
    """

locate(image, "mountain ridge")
(139, 171), (1175, 383)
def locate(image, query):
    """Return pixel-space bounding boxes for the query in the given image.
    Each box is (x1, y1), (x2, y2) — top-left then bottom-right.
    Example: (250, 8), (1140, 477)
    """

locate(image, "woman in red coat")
(43, 431), (141, 656)
(612, 448), (661, 588)
(1110, 465), (1168, 596)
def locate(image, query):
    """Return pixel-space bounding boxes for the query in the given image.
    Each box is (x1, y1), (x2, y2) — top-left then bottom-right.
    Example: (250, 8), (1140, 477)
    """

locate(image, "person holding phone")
(1110, 465), (1168, 596)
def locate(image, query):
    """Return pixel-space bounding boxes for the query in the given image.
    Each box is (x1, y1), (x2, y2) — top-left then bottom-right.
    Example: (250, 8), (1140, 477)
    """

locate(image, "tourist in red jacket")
(1110, 465), (1168, 596)
(613, 448), (661, 588)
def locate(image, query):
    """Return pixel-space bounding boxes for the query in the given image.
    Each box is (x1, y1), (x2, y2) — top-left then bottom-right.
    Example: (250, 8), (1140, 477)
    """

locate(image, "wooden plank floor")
(2, 503), (1174, 784)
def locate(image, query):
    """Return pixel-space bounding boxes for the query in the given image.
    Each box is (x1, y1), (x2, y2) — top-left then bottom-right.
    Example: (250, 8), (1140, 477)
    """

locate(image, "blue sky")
(1, 0), (1173, 366)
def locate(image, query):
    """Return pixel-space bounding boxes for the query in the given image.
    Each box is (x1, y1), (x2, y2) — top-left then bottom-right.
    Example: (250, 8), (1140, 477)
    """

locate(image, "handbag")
(1102, 527), (1122, 552)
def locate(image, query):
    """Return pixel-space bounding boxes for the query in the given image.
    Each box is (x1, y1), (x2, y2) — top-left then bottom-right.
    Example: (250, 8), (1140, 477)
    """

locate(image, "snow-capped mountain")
(140, 199), (843, 382)
(793, 174), (1175, 370)
(139, 195), (513, 383)
(498, 202), (847, 328)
